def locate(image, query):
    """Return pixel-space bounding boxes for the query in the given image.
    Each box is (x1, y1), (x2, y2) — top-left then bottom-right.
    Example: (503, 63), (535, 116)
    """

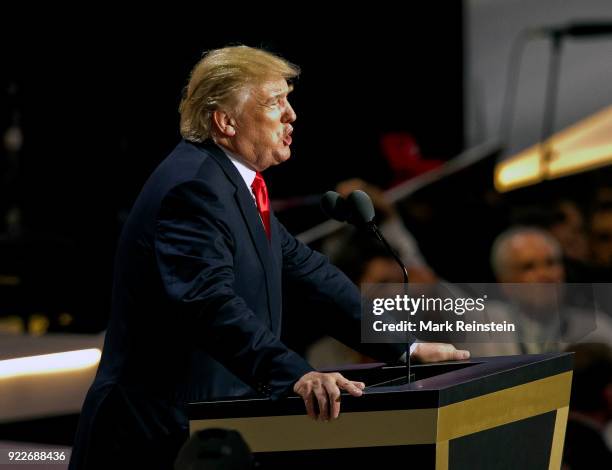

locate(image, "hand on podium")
(411, 342), (470, 363)
(293, 371), (365, 421)
(293, 345), (469, 421)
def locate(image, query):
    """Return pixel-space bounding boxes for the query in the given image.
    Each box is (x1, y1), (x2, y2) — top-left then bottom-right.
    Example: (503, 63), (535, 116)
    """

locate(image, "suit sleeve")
(155, 180), (313, 398)
(276, 216), (406, 362)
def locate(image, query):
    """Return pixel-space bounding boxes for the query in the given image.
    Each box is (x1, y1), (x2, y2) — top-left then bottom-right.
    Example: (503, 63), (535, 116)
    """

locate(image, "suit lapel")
(202, 141), (281, 331)
(268, 214), (283, 334)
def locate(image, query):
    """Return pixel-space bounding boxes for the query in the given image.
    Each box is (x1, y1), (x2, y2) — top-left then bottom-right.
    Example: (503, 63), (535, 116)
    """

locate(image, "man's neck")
(214, 141), (257, 194)
(213, 137), (256, 170)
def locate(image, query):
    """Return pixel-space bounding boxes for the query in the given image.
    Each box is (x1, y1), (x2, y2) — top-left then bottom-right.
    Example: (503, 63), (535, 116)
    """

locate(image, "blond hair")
(179, 45), (300, 143)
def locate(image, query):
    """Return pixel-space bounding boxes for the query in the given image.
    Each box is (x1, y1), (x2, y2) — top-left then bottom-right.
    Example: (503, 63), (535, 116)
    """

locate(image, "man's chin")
(275, 150), (292, 164)
(259, 152), (290, 171)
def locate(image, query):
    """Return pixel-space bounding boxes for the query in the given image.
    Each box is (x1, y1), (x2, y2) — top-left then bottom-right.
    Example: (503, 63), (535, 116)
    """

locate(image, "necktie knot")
(251, 172), (271, 240)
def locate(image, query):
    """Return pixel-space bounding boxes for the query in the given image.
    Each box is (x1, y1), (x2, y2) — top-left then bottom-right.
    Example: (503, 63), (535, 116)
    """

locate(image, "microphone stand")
(540, 32), (563, 175)
(321, 190), (414, 384)
(368, 222), (412, 385)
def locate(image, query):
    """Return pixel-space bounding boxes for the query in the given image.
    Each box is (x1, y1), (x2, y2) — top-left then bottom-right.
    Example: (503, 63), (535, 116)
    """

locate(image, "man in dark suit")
(69, 46), (468, 470)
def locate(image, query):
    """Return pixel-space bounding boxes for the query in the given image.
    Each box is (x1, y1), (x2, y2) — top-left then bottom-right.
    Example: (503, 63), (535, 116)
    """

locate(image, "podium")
(188, 353), (572, 469)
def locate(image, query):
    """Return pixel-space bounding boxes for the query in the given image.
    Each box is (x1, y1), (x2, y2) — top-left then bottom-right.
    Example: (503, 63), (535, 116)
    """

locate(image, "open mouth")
(283, 126), (293, 146)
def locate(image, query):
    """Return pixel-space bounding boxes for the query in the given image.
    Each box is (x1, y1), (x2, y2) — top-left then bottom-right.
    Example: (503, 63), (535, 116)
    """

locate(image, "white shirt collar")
(221, 147), (257, 190)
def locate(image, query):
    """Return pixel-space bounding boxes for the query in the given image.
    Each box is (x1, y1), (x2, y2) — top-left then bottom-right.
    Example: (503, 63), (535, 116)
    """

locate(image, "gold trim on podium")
(435, 440), (449, 470)
(437, 371), (572, 441)
(190, 408), (438, 452)
(189, 371), (572, 453)
(548, 406), (569, 470)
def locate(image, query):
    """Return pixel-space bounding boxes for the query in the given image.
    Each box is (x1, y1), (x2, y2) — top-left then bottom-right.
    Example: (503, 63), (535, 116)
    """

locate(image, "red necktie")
(251, 172), (271, 240)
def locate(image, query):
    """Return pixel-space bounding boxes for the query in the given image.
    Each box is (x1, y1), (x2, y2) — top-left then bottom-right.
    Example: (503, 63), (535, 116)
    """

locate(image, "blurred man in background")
(590, 205), (612, 270)
(466, 226), (612, 356)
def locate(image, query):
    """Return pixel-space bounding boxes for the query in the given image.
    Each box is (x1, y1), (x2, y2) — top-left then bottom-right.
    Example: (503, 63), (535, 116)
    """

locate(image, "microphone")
(320, 190), (376, 227)
(321, 189), (413, 382)
(320, 191), (350, 223)
(345, 190), (408, 284)
(531, 21), (612, 38)
(346, 190), (376, 226)
(322, 191), (407, 280)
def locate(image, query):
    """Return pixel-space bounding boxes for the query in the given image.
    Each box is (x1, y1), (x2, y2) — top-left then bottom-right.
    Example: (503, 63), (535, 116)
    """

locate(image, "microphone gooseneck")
(342, 190), (409, 285)
(321, 189), (412, 383)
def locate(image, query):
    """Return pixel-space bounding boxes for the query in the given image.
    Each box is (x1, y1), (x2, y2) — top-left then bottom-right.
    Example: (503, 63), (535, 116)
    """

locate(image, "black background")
(0, 6), (464, 330)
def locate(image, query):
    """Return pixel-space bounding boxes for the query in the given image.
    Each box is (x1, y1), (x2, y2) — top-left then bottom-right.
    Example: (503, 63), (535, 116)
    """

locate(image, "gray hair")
(490, 226), (562, 279)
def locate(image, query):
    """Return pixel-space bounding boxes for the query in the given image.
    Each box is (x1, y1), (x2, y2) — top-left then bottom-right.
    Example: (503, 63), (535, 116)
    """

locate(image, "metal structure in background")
(297, 139), (502, 245)
(496, 21), (612, 192)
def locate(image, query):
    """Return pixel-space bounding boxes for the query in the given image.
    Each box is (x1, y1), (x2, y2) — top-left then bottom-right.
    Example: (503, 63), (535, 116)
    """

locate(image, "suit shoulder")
(143, 140), (231, 199)
(158, 141), (221, 182)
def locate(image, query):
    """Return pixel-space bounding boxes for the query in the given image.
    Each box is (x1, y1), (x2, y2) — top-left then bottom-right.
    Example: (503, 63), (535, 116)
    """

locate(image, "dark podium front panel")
(188, 353), (573, 469)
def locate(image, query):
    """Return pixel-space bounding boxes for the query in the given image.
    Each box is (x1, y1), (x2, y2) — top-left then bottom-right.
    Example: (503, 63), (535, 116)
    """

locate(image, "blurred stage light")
(0, 348), (102, 379)
(495, 105), (612, 192)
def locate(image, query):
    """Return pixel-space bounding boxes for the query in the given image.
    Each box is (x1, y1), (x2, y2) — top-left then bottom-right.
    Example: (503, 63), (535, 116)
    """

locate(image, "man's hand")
(293, 371), (365, 421)
(412, 343), (470, 363)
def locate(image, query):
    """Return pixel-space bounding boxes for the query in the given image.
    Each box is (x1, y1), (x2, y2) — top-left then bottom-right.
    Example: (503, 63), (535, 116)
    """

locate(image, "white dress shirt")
(222, 148), (257, 201)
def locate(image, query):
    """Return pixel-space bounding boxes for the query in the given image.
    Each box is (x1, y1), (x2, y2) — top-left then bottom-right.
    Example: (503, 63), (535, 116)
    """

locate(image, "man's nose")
(284, 102), (297, 123)
(534, 265), (564, 283)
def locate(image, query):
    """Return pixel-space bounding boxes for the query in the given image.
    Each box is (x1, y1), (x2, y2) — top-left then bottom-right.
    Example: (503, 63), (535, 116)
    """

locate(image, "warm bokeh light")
(495, 105), (612, 192)
(0, 348), (102, 380)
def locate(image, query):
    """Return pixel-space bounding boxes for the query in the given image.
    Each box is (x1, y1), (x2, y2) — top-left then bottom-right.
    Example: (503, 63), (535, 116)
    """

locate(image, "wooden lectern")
(188, 353), (572, 469)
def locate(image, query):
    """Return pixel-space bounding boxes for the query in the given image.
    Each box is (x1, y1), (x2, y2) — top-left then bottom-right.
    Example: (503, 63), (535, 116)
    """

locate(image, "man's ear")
(212, 110), (236, 137)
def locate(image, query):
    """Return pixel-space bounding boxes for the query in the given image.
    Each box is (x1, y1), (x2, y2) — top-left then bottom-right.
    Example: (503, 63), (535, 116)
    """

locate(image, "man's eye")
(521, 262), (535, 271)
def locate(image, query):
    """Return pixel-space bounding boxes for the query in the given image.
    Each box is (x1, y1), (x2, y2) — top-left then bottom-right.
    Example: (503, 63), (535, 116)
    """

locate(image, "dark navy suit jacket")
(69, 140), (402, 469)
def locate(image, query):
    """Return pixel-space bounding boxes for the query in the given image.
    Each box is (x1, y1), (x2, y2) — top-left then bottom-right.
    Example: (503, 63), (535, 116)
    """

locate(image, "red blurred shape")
(380, 132), (443, 186)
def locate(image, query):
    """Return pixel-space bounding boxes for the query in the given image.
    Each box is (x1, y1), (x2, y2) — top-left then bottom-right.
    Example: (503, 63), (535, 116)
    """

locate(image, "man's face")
(499, 233), (565, 312)
(231, 78), (296, 172)
(500, 233), (565, 283)
(549, 201), (589, 262)
(591, 210), (612, 267)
